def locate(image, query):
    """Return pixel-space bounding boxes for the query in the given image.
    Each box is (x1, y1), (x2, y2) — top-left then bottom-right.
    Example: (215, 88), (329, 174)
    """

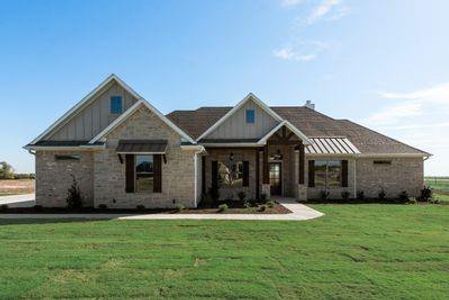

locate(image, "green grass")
(0, 205), (448, 299)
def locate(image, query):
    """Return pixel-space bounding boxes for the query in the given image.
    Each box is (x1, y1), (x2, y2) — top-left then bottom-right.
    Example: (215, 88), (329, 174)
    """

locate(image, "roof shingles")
(166, 106), (428, 155)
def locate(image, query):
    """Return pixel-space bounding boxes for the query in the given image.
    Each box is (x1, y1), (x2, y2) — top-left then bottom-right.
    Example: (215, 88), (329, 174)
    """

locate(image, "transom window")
(135, 155), (153, 192)
(110, 96), (123, 114)
(218, 161), (243, 187)
(314, 160), (342, 188)
(246, 109), (255, 124)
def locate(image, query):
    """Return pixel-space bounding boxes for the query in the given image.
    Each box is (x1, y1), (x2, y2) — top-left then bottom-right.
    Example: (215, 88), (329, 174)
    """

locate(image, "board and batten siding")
(207, 99), (279, 140)
(45, 81), (138, 141)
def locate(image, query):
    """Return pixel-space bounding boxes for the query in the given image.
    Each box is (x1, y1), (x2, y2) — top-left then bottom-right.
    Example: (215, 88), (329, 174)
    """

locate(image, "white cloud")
(306, 0), (341, 25)
(362, 82), (449, 175)
(273, 47), (317, 61)
(273, 41), (328, 62)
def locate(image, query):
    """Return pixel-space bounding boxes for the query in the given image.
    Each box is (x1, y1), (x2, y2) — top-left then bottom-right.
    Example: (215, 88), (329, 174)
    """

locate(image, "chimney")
(305, 100), (315, 110)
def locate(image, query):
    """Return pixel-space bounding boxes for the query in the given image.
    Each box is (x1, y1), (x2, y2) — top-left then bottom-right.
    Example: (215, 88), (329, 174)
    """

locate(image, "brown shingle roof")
(166, 106), (429, 155)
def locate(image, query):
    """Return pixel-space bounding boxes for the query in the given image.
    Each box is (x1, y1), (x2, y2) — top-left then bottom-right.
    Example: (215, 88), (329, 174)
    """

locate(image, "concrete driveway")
(0, 193), (35, 208)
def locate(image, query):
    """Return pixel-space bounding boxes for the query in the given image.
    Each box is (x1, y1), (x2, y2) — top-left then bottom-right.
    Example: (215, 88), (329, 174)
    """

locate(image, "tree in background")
(0, 162), (14, 179)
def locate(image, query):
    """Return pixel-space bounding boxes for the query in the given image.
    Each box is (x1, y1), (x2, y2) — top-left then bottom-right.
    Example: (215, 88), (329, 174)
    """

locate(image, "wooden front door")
(269, 162), (282, 195)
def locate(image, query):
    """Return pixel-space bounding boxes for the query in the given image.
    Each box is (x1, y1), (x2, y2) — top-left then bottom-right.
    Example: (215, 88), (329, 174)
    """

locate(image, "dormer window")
(246, 109), (255, 124)
(110, 96), (123, 114)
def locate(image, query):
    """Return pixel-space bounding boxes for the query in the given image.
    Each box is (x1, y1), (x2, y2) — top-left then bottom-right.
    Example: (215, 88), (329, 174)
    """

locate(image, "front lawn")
(0, 204), (448, 299)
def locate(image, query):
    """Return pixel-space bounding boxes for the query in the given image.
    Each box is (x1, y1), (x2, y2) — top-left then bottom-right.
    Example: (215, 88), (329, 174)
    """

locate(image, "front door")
(269, 162), (282, 195)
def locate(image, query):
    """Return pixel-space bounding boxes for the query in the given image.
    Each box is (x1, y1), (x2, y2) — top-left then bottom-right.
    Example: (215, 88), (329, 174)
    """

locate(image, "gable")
(104, 105), (182, 142)
(44, 80), (138, 141)
(205, 98), (279, 140)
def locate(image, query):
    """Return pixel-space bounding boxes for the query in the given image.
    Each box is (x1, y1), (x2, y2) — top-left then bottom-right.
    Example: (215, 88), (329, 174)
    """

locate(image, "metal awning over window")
(116, 140), (168, 154)
(305, 137), (360, 155)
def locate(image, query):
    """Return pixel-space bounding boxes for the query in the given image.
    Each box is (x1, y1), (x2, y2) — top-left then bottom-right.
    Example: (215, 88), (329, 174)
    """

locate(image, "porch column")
(262, 144), (270, 199)
(296, 142), (307, 202)
(256, 149), (260, 200)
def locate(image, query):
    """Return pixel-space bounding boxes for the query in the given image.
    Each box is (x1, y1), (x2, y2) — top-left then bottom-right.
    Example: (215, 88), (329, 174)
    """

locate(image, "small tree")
(66, 174), (83, 209)
(0, 161), (14, 179)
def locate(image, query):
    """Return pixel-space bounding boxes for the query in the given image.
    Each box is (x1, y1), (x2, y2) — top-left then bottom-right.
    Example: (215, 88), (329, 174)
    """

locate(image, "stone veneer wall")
(94, 106), (197, 208)
(204, 149), (258, 201)
(356, 157), (423, 198)
(35, 150), (94, 207)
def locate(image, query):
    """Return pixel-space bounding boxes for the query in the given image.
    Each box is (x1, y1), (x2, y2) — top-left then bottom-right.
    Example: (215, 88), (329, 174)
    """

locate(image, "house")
(25, 74), (430, 208)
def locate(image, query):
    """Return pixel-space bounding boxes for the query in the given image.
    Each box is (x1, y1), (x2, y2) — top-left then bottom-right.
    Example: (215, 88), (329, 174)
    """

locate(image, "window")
(218, 161), (243, 187)
(135, 155), (153, 192)
(374, 160), (391, 165)
(246, 109), (255, 124)
(110, 96), (123, 114)
(314, 160), (342, 187)
(55, 154), (80, 161)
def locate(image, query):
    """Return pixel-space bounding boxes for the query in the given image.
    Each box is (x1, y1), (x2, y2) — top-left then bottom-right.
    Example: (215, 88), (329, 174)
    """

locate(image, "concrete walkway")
(0, 193), (35, 208)
(0, 197), (324, 221)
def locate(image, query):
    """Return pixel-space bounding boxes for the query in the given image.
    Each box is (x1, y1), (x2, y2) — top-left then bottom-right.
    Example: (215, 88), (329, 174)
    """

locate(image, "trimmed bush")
(66, 174), (83, 210)
(176, 204), (185, 212)
(357, 191), (365, 201)
(0, 204), (8, 211)
(260, 193), (268, 204)
(33, 205), (43, 211)
(341, 191), (350, 202)
(320, 190), (330, 201)
(378, 189), (386, 201)
(98, 204), (107, 209)
(237, 191), (246, 202)
(267, 200), (275, 208)
(259, 205), (267, 212)
(136, 205), (146, 211)
(218, 204), (228, 212)
(408, 198), (417, 205)
(398, 191), (410, 203)
(420, 186), (432, 202)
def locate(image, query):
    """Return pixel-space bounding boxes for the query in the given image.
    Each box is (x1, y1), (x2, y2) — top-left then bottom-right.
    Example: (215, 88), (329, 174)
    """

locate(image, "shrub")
(408, 198), (417, 205)
(320, 190), (330, 201)
(267, 200), (275, 208)
(398, 190), (409, 203)
(237, 191), (246, 202)
(33, 204), (43, 211)
(378, 189), (386, 201)
(176, 204), (185, 212)
(260, 193), (268, 204)
(136, 205), (145, 211)
(259, 204), (267, 212)
(357, 191), (365, 201)
(218, 204), (228, 212)
(244, 201), (251, 209)
(66, 174), (83, 210)
(0, 204), (8, 211)
(420, 186), (432, 202)
(341, 191), (350, 202)
(98, 204), (107, 209)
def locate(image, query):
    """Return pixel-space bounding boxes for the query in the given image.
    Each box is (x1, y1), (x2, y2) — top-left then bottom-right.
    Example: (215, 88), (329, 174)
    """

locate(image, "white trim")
(116, 151), (166, 155)
(89, 100), (195, 144)
(180, 145), (205, 151)
(24, 145), (105, 151)
(257, 121), (311, 145)
(201, 143), (262, 148)
(195, 93), (285, 141)
(30, 74), (143, 145)
(357, 153), (429, 158)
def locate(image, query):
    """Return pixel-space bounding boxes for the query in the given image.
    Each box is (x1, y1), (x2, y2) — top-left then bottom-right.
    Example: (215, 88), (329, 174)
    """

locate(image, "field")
(0, 204), (448, 299)
(425, 177), (449, 202)
(0, 179), (34, 196)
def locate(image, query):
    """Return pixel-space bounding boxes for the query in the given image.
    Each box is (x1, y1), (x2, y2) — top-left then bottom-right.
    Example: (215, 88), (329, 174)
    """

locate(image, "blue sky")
(1, 0), (448, 175)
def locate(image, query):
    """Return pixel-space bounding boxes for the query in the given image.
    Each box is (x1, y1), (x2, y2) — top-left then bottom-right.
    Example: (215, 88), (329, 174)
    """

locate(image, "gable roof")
(194, 93), (295, 142)
(29, 74), (143, 145)
(89, 99), (195, 144)
(167, 105), (430, 155)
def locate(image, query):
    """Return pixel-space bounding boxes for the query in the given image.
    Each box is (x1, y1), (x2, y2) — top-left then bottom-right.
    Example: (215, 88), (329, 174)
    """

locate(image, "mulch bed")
(0, 203), (291, 214)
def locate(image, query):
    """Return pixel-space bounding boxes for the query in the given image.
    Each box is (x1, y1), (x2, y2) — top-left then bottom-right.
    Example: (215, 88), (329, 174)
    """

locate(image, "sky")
(1, 0), (448, 175)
